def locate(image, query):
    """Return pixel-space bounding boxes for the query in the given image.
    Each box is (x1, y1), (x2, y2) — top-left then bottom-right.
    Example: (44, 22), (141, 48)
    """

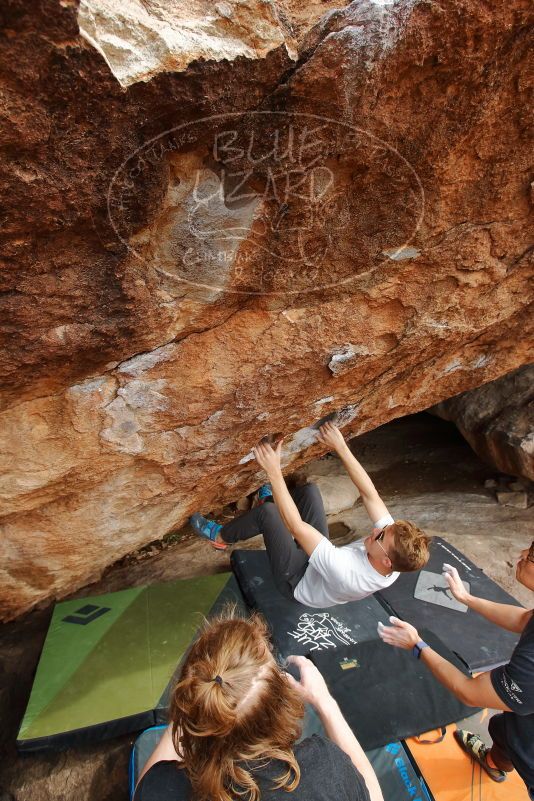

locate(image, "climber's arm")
(269, 469), (324, 556)
(317, 422), (390, 524)
(252, 440), (324, 557)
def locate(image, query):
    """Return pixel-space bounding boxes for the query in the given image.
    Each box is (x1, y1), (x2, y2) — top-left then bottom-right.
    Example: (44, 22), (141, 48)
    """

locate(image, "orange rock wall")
(0, 0), (532, 619)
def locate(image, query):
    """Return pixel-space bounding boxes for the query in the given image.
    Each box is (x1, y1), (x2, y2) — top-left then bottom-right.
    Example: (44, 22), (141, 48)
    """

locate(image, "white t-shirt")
(293, 513), (399, 608)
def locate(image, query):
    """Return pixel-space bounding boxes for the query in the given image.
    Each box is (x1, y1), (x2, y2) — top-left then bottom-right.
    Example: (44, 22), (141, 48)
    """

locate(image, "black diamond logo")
(62, 605), (111, 625)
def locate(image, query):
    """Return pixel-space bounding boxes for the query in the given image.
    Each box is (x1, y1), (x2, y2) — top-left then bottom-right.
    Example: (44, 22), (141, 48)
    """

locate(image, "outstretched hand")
(316, 421), (346, 452)
(252, 438), (284, 477)
(377, 616), (420, 650)
(442, 563), (470, 604)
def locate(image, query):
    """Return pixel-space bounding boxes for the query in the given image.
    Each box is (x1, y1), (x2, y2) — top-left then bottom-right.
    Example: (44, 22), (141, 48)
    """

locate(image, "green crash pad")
(17, 572), (245, 752)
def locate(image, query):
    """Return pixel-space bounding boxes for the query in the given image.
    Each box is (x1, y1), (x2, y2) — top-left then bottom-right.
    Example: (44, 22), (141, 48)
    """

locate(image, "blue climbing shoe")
(257, 483), (273, 504)
(189, 513), (227, 551)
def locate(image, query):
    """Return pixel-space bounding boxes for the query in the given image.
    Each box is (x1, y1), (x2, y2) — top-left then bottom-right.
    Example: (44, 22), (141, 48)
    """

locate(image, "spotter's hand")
(442, 563), (470, 604)
(377, 616), (420, 650)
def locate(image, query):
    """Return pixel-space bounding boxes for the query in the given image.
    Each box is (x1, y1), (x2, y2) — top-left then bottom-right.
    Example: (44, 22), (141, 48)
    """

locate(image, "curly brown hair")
(169, 609), (305, 801)
(388, 520), (431, 572)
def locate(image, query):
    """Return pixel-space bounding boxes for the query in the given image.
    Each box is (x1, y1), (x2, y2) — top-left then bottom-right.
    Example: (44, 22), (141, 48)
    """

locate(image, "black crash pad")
(311, 629), (477, 751)
(231, 550), (390, 660)
(377, 537), (521, 671)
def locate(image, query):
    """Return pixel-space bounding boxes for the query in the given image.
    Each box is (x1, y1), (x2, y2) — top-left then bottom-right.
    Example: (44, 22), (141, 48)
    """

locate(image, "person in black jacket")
(134, 610), (383, 801)
(379, 540), (534, 798)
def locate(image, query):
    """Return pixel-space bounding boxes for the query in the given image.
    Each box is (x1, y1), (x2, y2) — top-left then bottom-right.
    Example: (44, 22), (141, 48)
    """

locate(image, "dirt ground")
(0, 413), (532, 801)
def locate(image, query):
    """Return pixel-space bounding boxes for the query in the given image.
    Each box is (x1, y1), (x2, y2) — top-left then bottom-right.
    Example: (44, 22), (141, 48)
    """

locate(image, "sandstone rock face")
(1, 0), (532, 620)
(78, 0), (297, 87)
(432, 365), (534, 481)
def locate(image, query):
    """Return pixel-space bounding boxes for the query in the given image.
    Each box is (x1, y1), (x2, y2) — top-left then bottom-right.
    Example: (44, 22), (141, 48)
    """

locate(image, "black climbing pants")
(488, 713), (516, 773)
(220, 483), (329, 600)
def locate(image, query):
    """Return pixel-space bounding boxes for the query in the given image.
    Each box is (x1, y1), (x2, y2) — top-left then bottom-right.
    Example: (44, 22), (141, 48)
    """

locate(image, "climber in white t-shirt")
(190, 421), (431, 608)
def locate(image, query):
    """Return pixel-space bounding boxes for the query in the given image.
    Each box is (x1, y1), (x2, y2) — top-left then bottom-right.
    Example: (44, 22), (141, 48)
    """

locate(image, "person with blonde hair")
(134, 611), (383, 801)
(191, 422), (430, 607)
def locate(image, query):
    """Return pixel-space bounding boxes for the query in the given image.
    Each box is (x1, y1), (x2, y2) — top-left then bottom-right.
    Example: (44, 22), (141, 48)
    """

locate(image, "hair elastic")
(212, 675), (223, 686)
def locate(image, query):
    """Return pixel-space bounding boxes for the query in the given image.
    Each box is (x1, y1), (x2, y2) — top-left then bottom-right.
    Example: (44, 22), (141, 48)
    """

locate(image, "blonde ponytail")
(170, 610), (304, 801)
